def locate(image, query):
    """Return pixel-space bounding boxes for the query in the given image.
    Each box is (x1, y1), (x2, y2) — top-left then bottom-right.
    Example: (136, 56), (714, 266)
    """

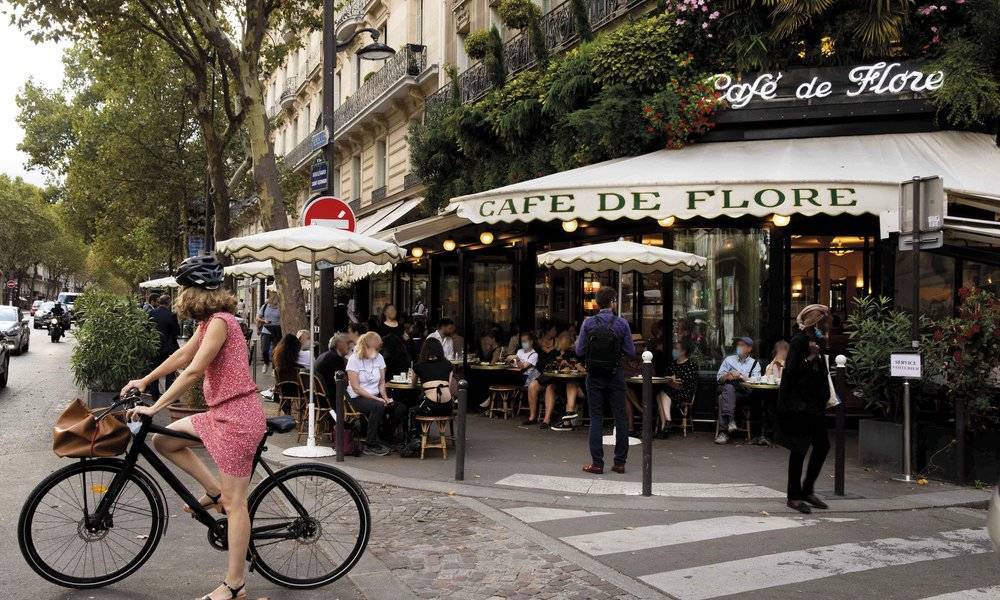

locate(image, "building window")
(303, 104), (311, 133)
(375, 138), (387, 189)
(333, 166), (341, 198)
(895, 252), (955, 320)
(353, 155), (362, 200)
(354, 54), (362, 90)
(292, 117), (300, 143)
(334, 72), (341, 108)
(457, 33), (469, 70)
(417, 0), (424, 44)
(379, 22), (387, 47)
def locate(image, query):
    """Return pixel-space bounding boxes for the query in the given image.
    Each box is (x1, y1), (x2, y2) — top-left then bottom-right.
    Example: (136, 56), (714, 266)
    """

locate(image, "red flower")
(933, 328), (944, 341)
(953, 350), (963, 363)
(958, 287), (972, 299)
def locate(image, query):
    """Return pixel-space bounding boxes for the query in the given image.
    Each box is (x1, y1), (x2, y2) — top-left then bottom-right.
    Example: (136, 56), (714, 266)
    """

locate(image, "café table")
(468, 363), (523, 410)
(387, 379), (422, 407)
(739, 380), (780, 443)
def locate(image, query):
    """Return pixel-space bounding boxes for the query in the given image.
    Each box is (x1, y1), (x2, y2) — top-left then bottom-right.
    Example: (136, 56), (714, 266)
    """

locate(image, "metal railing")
(333, 44), (427, 134)
(426, 0), (647, 110)
(335, 0), (367, 31)
(280, 76), (300, 107)
(371, 186), (387, 203)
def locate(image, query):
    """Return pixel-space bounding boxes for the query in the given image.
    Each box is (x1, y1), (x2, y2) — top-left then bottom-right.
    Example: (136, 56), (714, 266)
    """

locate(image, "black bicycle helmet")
(175, 254), (224, 290)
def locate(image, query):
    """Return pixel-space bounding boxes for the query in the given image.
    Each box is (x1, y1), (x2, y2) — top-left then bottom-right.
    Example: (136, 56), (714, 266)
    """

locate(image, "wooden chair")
(297, 372), (332, 437)
(486, 385), (520, 420)
(274, 379), (306, 439)
(676, 400), (693, 437)
(415, 415), (453, 459)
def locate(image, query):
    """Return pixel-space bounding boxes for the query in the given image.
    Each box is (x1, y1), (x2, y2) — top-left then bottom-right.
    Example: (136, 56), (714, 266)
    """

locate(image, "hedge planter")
(858, 418), (903, 474)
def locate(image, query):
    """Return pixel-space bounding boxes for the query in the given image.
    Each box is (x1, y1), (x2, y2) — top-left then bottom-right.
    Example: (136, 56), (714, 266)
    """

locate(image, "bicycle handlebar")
(94, 388), (147, 421)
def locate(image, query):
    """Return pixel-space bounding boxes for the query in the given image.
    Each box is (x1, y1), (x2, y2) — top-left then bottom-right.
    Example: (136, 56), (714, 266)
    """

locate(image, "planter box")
(917, 423), (999, 485)
(85, 389), (118, 409)
(858, 418), (902, 473)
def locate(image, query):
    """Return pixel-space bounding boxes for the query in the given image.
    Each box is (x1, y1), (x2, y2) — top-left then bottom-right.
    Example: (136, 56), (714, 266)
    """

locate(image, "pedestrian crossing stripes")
(639, 527), (992, 600)
(501, 507), (612, 523)
(495, 473), (785, 498)
(921, 586), (1000, 599)
(560, 515), (856, 556)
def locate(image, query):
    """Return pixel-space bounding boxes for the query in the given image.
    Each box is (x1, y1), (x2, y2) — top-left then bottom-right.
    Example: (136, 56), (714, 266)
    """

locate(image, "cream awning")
(138, 276), (178, 289)
(447, 131), (1000, 226)
(944, 216), (1000, 247)
(355, 197), (424, 235)
(382, 210), (470, 246)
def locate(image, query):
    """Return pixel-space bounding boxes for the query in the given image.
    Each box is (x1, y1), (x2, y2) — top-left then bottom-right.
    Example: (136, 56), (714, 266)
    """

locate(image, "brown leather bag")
(52, 398), (130, 458)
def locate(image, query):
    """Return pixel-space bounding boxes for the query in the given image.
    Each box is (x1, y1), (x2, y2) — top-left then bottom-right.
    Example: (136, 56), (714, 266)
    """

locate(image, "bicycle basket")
(52, 398), (130, 458)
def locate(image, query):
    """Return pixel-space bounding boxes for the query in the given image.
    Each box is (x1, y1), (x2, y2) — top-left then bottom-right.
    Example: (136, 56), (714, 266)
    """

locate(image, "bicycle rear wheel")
(248, 464), (371, 588)
(18, 459), (164, 588)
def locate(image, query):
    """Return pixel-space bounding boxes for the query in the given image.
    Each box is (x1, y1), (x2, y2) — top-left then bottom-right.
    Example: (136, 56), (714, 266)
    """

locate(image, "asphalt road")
(0, 327), (361, 600)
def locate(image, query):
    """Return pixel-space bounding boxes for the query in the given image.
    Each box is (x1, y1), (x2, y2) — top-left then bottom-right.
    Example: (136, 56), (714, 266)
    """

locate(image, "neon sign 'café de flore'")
(368, 61), (1000, 373)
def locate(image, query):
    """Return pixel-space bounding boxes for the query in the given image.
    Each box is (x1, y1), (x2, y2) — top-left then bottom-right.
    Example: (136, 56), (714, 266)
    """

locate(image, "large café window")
(673, 229), (768, 369)
(472, 261), (513, 334)
(369, 273), (392, 318)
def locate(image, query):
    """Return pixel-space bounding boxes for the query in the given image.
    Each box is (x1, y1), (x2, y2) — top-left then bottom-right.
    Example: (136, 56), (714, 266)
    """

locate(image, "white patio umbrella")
(138, 276), (179, 289)
(224, 260), (314, 279)
(537, 238), (707, 446)
(537, 238), (707, 308)
(217, 225), (407, 458)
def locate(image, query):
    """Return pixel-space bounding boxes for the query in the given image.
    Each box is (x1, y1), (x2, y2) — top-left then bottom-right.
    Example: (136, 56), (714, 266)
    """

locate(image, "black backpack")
(585, 316), (622, 376)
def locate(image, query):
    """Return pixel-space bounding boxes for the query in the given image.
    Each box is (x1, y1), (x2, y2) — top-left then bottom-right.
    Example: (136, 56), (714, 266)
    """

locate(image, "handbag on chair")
(52, 399), (130, 458)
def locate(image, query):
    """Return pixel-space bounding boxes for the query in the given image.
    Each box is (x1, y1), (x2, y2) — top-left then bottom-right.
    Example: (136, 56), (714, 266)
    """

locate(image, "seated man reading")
(715, 337), (760, 444)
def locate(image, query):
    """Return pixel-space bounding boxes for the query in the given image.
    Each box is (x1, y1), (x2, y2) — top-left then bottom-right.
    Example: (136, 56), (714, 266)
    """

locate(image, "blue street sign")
(311, 160), (329, 194)
(310, 129), (329, 151)
(187, 237), (204, 257)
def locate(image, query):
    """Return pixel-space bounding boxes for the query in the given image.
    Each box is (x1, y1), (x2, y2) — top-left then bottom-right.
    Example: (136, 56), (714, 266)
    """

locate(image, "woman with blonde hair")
(120, 254), (264, 600)
(346, 331), (400, 454)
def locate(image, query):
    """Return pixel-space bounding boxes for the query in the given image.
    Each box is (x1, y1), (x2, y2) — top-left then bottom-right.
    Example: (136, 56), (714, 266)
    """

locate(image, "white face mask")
(521, 341), (531, 351)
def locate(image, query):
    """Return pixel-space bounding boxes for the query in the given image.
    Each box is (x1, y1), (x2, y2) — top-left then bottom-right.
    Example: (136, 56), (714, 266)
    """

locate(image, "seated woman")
(477, 328), (502, 363)
(657, 339), (699, 438)
(545, 334), (586, 431)
(272, 333), (302, 415)
(765, 340), (790, 382)
(346, 331), (406, 454)
(295, 328), (312, 368)
(518, 331), (560, 428)
(414, 337), (454, 414)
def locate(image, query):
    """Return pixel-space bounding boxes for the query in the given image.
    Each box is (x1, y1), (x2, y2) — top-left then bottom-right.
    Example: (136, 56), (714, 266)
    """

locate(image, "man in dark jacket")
(148, 295), (180, 400)
(576, 286), (636, 475)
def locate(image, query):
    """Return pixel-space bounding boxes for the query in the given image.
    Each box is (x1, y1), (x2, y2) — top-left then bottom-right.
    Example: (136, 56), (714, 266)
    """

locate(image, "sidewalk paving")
(262, 401), (990, 514)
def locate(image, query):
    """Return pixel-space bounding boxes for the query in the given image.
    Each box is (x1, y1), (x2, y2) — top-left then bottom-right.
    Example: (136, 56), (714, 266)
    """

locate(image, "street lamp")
(319, 1), (396, 349)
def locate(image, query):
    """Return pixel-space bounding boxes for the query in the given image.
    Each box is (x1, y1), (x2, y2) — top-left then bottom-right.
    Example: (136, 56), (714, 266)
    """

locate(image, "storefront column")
(663, 229), (674, 354)
(764, 226), (787, 353)
(877, 233), (897, 299)
(517, 242), (537, 332)
(428, 255), (439, 323)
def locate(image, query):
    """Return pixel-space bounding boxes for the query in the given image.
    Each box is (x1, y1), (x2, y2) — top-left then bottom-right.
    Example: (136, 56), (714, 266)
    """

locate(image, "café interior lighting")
(442, 239), (456, 251)
(479, 230), (494, 245)
(772, 214), (791, 227)
(411, 246), (424, 258)
(562, 219), (579, 233)
(658, 216), (675, 227)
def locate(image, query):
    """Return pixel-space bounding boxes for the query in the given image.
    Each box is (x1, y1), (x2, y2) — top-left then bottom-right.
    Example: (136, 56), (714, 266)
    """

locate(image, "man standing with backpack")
(576, 286), (636, 474)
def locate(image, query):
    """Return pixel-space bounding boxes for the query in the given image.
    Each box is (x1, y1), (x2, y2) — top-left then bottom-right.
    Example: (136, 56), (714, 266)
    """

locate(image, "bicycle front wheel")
(248, 464), (371, 589)
(18, 459), (164, 588)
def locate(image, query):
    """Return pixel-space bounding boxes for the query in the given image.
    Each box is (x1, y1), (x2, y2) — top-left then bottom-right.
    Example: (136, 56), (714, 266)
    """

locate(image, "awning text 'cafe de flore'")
(372, 61), (1000, 377)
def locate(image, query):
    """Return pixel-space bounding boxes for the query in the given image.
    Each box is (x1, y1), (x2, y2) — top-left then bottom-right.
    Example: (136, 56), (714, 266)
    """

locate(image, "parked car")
(34, 302), (55, 329)
(0, 305), (29, 355)
(0, 337), (9, 389)
(29, 300), (43, 316)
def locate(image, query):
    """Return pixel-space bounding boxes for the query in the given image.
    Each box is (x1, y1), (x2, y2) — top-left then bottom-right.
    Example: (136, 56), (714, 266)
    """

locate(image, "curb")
(261, 448), (991, 514)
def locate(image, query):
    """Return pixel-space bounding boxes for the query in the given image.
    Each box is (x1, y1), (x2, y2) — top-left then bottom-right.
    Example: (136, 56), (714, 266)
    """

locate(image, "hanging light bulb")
(658, 216), (675, 227)
(442, 239), (456, 251)
(479, 231), (494, 245)
(411, 247), (424, 258)
(772, 214), (791, 227)
(561, 219), (579, 233)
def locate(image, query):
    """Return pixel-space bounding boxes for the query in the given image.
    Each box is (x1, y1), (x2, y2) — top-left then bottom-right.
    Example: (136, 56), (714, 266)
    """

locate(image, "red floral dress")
(190, 312), (266, 477)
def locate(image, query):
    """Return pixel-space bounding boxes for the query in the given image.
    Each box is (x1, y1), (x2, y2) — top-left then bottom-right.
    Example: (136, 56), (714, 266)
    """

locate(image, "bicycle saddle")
(266, 416), (296, 434)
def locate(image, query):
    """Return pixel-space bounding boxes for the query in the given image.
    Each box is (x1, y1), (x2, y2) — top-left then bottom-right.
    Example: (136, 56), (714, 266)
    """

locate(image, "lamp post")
(319, 0), (396, 349)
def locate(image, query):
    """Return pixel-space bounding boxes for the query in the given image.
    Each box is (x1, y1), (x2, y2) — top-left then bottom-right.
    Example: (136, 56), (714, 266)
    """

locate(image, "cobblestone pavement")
(364, 484), (637, 600)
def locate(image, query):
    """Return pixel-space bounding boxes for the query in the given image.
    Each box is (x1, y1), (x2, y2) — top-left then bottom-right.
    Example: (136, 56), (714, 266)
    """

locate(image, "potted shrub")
(71, 290), (160, 408)
(464, 30), (492, 61)
(845, 296), (943, 472)
(168, 375), (208, 421)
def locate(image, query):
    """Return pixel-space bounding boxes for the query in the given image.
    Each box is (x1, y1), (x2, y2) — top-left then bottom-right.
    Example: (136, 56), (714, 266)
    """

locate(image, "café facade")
(357, 62), (1000, 372)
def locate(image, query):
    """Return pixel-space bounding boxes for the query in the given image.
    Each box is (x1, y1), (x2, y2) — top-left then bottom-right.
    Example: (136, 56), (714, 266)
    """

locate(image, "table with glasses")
(387, 379), (422, 407)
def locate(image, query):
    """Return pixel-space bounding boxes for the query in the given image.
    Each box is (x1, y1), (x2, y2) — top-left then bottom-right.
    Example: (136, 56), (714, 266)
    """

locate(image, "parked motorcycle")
(49, 317), (62, 343)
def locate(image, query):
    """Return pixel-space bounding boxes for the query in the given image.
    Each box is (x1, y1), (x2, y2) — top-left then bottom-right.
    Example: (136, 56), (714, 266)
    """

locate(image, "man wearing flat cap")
(715, 336), (761, 444)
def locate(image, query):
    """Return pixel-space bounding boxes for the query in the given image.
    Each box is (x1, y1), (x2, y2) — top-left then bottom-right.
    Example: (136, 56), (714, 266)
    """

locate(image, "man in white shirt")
(427, 318), (457, 359)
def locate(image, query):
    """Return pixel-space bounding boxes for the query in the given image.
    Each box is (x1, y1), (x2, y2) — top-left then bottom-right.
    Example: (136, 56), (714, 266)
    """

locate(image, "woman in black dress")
(777, 303), (832, 514)
(659, 340), (698, 438)
(379, 303), (403, 338)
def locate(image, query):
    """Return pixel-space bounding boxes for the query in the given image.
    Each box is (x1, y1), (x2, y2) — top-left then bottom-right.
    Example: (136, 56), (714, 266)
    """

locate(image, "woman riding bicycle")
(120, 254), (264, 600)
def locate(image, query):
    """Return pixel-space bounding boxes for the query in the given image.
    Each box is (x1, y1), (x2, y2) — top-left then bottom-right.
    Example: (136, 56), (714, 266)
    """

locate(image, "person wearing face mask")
(715, 337), (761, 444)
(657, 340), (698, 438)
(777, 304), (832, 514)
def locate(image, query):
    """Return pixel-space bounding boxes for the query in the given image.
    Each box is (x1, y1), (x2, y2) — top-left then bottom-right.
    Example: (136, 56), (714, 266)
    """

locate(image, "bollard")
(894, 379), (915, 483)
(455, 380), (468, 481)
(334, 371), (346, 462)
(955, 395), (966, 486)
(641, 350), (654, 497)
(834, 355), (848, 496)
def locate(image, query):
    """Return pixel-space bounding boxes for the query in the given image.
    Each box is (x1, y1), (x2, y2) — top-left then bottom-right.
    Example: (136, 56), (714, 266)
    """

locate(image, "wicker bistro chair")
(274, 379), (305, 434)
(297, 372), (334, 439)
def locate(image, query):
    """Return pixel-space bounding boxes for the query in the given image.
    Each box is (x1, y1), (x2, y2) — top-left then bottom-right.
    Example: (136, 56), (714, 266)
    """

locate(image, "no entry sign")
(302, 196), (355, 232)
(6, 280), (16, 289)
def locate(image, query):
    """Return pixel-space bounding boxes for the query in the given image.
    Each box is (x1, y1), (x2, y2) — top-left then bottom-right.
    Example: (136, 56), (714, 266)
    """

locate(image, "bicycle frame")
(87, 416), (311, 545)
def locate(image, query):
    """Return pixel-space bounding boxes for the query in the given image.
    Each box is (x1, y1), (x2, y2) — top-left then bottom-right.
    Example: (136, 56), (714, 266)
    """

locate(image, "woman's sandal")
(183, 491), (225, 515)
(200, 580), (245, 600)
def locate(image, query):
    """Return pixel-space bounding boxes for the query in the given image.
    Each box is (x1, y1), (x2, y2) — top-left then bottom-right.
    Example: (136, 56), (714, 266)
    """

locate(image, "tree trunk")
(237, 66), (307, 337)
(203, 127), (231, 253)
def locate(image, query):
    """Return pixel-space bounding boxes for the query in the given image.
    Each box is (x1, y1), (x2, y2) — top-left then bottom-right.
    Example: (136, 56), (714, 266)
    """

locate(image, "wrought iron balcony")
(280, 76), (299, 109)
(335, 0), (367, 43)
(332, 44), (427, 135)
(426, 0), (646, 109)
(284, 126), (327, 170)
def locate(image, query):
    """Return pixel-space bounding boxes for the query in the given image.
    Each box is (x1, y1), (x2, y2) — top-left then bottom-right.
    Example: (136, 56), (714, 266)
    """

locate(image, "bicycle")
(18, 390), (371, 590)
